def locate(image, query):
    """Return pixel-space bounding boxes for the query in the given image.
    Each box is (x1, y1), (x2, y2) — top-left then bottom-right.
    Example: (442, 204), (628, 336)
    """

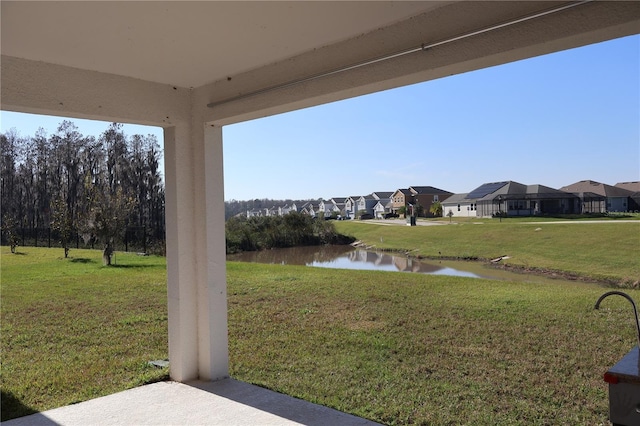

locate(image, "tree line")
(225, 213), (355, 254)
(1, 121), (165, 264)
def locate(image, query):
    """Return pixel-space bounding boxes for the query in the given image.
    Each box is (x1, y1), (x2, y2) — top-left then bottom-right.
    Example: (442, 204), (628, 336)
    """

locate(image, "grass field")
(2, 220), (640, 424)
(227, 262), (637, 425)
(1, 249), (169, 420)
(335, 219), (640, 286)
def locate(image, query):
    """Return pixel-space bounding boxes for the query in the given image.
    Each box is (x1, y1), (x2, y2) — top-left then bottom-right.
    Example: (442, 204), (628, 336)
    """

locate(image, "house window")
(457, 204), (460, 211)
(433, 195), (439, 202)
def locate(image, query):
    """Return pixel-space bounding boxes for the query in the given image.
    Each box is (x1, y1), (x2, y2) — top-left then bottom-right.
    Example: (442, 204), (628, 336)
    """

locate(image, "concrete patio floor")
(4, 379), (381, 426)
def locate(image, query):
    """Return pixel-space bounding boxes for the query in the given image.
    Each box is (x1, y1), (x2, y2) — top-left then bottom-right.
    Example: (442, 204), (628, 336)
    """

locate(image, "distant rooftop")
(466, 181), (509, 199)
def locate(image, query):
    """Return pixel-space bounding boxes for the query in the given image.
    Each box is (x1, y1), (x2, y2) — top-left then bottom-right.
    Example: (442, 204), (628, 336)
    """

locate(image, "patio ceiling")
(3, 1), (639, 125)
(1, 1), (446, 89)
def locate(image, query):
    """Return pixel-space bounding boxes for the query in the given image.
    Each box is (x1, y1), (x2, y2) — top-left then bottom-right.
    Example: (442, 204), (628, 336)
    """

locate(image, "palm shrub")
(430, 200), (443, 217)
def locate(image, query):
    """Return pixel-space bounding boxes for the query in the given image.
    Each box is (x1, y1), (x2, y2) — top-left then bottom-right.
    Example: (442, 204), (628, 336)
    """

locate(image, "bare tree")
(0, 130), (23, 228)
(85, 182), (137, 265)
(50, 195), (74, 258)
(1, 214), (20, 253)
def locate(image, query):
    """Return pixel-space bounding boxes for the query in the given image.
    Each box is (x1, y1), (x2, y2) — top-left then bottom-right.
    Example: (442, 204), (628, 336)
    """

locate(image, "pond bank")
(227, 244), (620, 286)
(370, 246), (633, 288)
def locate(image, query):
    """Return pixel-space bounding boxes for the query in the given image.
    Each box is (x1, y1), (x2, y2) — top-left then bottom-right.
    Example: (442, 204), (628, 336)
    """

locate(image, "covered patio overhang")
(2, 0), (639, 397)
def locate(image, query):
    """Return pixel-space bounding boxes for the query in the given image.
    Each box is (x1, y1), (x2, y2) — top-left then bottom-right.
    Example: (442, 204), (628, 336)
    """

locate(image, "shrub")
(225, 212), (355, 254)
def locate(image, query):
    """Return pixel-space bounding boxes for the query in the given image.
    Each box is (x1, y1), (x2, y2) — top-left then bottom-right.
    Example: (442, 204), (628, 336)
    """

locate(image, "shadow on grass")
(70, 258), (95, 264)
(607, 214), (640, 220)
(1, 390), (40, 422)
(541, 213), (639, 220)
(106, 264), (162, 269)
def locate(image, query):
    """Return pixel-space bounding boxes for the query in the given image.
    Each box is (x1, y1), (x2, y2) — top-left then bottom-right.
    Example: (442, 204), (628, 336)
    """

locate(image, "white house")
(344, 196), (360, 219)
(356, 194), (378, 217)
(442, 193), (477, 218)
(373, 200), (392, 219)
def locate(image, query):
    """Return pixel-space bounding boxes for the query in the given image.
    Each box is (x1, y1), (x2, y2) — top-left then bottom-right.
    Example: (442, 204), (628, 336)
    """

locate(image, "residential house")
(390, 189), (413, 215)
(371, 191), (393, 201)
(248, 203), (298, 217)
(513, 184), (580, 216)
(277, 203), (297, 216)
(316, 200), (328, 216)
(264, 206), (279, 216)
(318, 200), (341, 218)
(298, 201), (317, 218)
(470, 181), (579, 217)
(246, 209), (263, 218)
(391, 186), (453, 217)
(356, 194), (378, 217)
(369, 192), (393, 218)
(373, 199), (394, 218)
(408, 186), (453, 217)
(344, 196), (361, 219)
(615, 181), (640, 211)
(330, 198), (347, 217)
(372, 201), (385, 219)
(441, 193), (477, 218)
(560, 180), (634, 213)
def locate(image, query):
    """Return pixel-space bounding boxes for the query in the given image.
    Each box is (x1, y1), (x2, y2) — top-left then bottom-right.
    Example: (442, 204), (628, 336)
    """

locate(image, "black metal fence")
(1, 226), (165, 255)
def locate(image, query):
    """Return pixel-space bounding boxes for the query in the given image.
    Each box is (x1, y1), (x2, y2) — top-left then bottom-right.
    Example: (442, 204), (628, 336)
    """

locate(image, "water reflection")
(227, 246), (488, 278)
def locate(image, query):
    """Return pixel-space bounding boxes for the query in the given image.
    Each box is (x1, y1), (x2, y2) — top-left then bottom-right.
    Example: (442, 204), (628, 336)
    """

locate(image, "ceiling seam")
(207, 0), (592, 108)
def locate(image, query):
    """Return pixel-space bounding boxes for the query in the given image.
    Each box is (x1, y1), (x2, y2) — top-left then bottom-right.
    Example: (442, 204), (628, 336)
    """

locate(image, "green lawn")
(0, 249), (169, 420)
(2, 220), (640, 424)
(227, 262), (638, 425)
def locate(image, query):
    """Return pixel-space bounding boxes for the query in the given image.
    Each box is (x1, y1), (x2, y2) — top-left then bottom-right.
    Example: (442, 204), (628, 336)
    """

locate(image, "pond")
(227, 245), (565, 284)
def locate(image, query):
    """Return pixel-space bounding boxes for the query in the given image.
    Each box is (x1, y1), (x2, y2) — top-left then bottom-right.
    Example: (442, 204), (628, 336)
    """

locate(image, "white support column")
(164, 122), (229, 383)
(198, 124), (229, 380)
(164, 124), (199, 382)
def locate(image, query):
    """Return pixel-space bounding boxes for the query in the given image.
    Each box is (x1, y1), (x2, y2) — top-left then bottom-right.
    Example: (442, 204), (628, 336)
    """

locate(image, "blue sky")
(2, 34), (638, 201)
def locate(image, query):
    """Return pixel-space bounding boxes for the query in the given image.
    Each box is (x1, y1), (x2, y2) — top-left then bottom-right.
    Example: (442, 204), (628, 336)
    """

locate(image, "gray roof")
(475, 181), (527, 201)
(372, 191), (393, 199)
(359, 194), (376, 200)
(466, 181), (509, 199)
(615, 181), (640, 192)
(469, 181), (579, 201)
(409, 186), (453, 195)
(442, 193), (471, 204)
(393, 188), (413, 196)
(560, 180), (633, 197)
